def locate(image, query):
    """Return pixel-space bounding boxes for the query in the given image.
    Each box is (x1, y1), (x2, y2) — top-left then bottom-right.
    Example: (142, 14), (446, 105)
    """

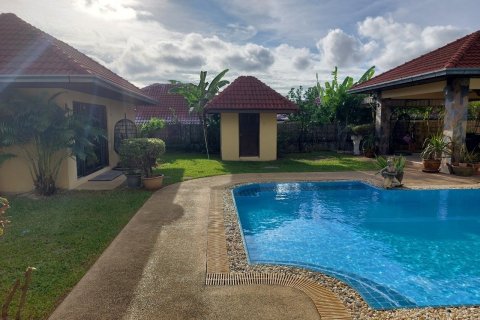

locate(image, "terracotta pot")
(422, 159), (441, 173)
(142, 174), (164, 190)
(396, 172), (404, 183)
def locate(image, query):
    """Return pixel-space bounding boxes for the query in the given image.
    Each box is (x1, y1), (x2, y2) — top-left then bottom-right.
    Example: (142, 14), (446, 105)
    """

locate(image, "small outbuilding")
(205, 76), (298, 161)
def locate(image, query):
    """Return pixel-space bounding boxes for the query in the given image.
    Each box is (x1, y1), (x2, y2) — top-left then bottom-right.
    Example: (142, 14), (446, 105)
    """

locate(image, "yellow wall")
(220, 112), (277, 161)
(0, 88), (136, 193)
(220, 113), (239, 160)
(258, 113), (277, 161)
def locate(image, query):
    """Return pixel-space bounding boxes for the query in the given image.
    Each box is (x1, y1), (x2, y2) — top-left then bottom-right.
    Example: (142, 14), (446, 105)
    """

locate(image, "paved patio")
(49, 169), (479, 320)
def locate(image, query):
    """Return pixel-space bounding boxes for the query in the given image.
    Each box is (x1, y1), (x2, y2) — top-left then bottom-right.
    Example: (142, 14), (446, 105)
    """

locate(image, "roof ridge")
(445, 30), (480, 68)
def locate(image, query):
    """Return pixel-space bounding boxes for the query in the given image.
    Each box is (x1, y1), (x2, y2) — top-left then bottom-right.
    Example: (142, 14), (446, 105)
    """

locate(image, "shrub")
(119, 138), (166, 177)
(139, 117), (165, 138)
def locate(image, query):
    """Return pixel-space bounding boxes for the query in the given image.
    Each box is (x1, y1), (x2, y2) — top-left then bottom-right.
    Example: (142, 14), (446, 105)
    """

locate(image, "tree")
(316, 66), (375, 149)
(0, 91), (103, 195)
(287, 86), (323, 152)
(170, 69), (229, 159)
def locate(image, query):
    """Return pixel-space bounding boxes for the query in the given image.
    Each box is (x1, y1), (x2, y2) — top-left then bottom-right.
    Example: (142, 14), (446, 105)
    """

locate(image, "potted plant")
(376, 155), (406, 183)
(119, 140), (143, 188)
(119, 138), (166, 190)
(420, 133), (450, 173)
(449, 144), (476, 176)
(361, 134), (376, 158)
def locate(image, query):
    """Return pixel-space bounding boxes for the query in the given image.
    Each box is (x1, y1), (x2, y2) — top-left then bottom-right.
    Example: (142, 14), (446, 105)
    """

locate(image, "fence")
(152, 120), (479, 155)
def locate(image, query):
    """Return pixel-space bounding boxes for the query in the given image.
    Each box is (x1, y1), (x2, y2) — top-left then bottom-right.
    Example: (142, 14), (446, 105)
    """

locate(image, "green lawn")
(158, 151), (378, 186)
(0, 151), (376, 319)
(0, 189), (151, 319)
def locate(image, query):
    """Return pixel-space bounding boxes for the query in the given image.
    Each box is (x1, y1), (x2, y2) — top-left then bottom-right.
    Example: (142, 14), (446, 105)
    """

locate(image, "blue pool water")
(233, 181), (480, 309)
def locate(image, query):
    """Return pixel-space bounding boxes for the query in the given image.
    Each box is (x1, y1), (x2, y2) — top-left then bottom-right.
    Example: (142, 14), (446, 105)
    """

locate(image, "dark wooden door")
(239, 113), (260, 157)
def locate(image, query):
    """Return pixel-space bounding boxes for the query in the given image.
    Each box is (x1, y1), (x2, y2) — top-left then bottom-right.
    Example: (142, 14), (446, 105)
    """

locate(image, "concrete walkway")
(49, 170), (480, 320)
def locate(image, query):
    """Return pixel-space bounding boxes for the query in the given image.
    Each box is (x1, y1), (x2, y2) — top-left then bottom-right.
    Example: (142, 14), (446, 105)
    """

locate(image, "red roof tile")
(135, 83), (200, 124)
(0, 13), (152, 103)
(351, 30), (480, 92)
(205, 76), (298, 112)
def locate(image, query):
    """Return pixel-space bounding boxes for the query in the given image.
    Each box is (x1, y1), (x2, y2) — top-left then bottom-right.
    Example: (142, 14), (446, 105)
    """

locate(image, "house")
(349, 30), (480, 165)
(205, 76), (298, 161)
(135, 83), (200, 125)
(0, 13), (156, 193)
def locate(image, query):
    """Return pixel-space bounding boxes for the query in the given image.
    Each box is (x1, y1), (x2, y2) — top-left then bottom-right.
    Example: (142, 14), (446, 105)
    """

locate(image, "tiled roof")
(135, 83), (200, 124)
(205, 76), (298, 112)
(351, 30), (480, 92)
(0, 13), (153, 103)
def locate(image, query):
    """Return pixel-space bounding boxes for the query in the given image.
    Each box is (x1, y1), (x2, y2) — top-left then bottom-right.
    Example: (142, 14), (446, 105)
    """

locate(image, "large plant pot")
(451, 165), (475, 177)
(125, 174), (142, 188)
(396, 172), (404, 183)
(142, 174), (164, 190)
(422, 159), (441, 173)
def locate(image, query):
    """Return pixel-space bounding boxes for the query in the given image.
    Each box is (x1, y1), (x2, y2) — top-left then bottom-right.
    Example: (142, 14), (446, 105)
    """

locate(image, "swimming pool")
(233, 181), (480, 310)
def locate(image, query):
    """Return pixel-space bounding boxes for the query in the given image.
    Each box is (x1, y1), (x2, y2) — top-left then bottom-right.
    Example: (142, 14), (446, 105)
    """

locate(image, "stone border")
(217, 179), (480, 320)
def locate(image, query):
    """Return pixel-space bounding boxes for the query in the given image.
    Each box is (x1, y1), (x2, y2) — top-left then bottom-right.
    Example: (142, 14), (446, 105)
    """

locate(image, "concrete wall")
(220, 112), (277, 161)
(0, 88), (135, 193)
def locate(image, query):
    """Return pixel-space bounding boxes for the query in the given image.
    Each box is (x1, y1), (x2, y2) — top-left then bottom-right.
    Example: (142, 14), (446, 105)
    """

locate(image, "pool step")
(206, 272), (352, 320)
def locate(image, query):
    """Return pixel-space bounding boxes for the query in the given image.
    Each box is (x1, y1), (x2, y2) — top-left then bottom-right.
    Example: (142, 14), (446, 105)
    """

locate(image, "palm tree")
(170, 69), (229, 159)
(0, 91), (103, 195)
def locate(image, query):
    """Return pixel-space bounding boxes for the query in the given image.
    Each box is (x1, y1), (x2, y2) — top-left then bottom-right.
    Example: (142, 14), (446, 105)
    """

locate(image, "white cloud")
(224, 44), (275, 71)
(317, 29), (366, 68)
(357, 16), (467, 70)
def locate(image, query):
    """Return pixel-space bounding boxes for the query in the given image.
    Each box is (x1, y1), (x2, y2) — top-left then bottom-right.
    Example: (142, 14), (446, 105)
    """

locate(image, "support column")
(375, 98), (392, 154)
(443, 78), (469, 164)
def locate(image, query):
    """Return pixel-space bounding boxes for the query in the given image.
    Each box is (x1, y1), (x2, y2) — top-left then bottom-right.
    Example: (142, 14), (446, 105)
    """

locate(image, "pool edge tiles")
(251, 260), (417, 310)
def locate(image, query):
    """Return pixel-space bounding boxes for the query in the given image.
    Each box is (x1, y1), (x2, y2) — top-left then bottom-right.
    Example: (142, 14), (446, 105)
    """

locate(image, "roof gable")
(205, 76), (298, 112)
(0, 13), (153, 103)
(351, 30), (480, 92)
(135, 83), (200, 124)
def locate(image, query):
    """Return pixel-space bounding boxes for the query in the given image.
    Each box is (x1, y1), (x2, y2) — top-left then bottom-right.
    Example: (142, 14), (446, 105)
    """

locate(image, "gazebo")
(205, 76), (298, 161)
(349, 30), (480, 165)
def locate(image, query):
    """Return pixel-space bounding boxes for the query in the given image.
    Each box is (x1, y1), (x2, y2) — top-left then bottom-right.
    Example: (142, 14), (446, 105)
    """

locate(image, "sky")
(1, 0), (479, 94)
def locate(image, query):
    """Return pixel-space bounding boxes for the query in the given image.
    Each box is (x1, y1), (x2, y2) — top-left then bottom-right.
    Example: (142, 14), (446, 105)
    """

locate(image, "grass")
(0, 151), (376, 319)
(0, 189), (151, 319)
(158, 151), (378, 186)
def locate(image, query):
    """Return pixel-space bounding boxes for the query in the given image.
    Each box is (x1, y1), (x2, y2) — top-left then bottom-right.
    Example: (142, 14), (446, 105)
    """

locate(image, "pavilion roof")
(350, 30), (480, 93)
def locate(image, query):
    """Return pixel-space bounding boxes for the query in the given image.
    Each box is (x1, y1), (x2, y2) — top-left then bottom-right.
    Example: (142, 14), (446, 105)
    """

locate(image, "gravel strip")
(222, 187), (480, 320)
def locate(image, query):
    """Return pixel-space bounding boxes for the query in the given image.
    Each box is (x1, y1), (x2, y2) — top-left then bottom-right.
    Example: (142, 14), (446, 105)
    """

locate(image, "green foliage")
(316, 66), (375, 126)
(375, 155), (406, 173)
(421, 133), (451, 160)
(140, 117), (165, 138)
(350, 123), (375, 136)
(119, 138), (166, 177)
(170, 69), (229, 159)
(0, 91), (104, 195)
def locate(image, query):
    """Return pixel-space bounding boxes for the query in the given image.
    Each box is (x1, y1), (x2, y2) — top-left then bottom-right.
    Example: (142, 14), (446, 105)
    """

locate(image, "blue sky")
(1, 0), (479, 93)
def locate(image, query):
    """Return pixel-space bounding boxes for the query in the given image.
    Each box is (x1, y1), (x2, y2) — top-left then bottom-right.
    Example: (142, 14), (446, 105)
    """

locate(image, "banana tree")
(316, 66), (375, 149)
(170, 69), (229, 159)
